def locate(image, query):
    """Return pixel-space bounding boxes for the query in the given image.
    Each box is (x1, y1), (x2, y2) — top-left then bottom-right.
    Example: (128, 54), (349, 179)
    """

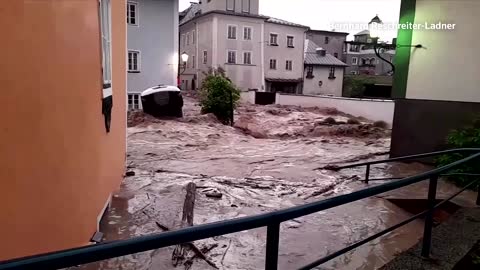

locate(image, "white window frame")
(270, 33), (278, 46)
(286, 35), (294, 47)
(227, 25), (237, 40)
(352, 57), (358, 65)
(203, 50), (208, 64)
(269, 59), (277, 70)
(286, 60), (293, 71)
(128, 94), (141, 110)
(127, 1), (139, 26)
(243, 51), (252, 65)
(241, 0), (250, 13)
(128, 50), (141, 72)
(227, 50), (237, 64)
(100, 0), (112, 98)
(243, 26), (252, 40)
(226, 0), (235, 11)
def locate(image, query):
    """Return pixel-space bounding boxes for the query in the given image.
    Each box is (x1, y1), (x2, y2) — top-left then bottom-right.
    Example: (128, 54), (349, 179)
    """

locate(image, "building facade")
(0, 0), (126, 260)
(390, 0), (480, 157)
(127, 0), (179, 110)
(306, 29), (349, 62)
(179, 0), (308, 94)
(303, 40), (347, 96)
(345, 30), (396, 76)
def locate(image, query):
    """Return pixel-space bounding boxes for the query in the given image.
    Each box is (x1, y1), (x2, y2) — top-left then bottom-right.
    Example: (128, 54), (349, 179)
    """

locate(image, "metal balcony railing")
(1, 148), (480, 270)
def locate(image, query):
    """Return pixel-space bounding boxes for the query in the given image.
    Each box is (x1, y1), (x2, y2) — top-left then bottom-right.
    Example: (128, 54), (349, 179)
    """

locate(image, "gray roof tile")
(304, 40), (348, 67)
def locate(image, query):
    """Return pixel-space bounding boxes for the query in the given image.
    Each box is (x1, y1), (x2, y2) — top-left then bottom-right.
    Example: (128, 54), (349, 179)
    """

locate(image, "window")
(192, 31), (196, 44)
(242, 0), (250, 13)
(127, 2), (138, 25)
(226, 0), (235, 11)
(269, 59), (277, 69)
(243, 51), (252, 65)
(334, 53), (338, 58)
(352, 57), (358, 65)
(227, 25), (237, 39)
(286, 60), (293, 71)
(270, 33), (278, 46)
(287, 36), (294, 47)
(227, 50), (236, 64)
(203, 50), (208, 64)
(324, 36), (329, 44)
(370, 58), (376, 65)
(128, 94), (140, 110)
(181, 34), (186, 47)
(243, 26), (252, 40)
(186, 32), (190, 45)
(192, 55), (196, 68)
(100, 0), (112, 94)
(329, 67), (336, 79)
(128, 51), (140, 72)
(306, 66), (314, 78)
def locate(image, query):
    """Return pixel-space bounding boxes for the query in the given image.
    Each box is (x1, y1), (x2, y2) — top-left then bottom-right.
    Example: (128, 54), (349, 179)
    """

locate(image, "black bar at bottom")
(265, 223), (280, 270)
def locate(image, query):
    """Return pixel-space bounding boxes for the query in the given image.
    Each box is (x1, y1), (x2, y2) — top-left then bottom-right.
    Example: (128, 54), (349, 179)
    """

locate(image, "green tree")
(199, 68), (240, 125)
(343, 76), (375, 97)
(436, 117), (480, 188)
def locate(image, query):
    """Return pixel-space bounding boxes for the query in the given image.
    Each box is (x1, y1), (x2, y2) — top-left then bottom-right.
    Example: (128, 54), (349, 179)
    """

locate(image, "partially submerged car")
(141, 85), (183, 118)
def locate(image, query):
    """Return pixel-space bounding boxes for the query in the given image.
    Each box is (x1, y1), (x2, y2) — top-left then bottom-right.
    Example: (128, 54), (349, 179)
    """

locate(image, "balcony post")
(421, 175), (438, 257)
(265, 223), (280, 270)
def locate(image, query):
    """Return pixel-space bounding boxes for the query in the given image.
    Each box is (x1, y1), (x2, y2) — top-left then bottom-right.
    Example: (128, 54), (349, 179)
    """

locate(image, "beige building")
(179, 0), (308, 94)
(303, 40), (347, 96)
(390, 0), (480, 157)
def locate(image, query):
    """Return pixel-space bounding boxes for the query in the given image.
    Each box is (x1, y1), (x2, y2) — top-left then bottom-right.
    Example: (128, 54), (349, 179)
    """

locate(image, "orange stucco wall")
(0, 0), (126, 260)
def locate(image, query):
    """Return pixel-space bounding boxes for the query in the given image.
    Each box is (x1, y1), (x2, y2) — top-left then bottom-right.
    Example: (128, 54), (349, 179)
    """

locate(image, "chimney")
(316, 48), (326, 56)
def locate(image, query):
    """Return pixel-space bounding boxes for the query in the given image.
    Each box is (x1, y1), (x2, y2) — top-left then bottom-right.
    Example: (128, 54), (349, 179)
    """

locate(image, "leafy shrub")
(199, 68), (240, 125)
(436, 118), (480, 188)
(343, 76), (375, 97)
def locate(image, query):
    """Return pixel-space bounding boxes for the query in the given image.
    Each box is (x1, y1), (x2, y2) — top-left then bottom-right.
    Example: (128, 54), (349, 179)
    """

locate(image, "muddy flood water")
(76, 97), (477, 270)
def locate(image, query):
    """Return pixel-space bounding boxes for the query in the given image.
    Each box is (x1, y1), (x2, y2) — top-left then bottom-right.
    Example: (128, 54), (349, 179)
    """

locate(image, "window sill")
(225, 63), (256, 66)
(270, 44), (279, 46)
(128, 70), (141, 73)
(288, 46), (295, 48)
(227, 38), (237, 40)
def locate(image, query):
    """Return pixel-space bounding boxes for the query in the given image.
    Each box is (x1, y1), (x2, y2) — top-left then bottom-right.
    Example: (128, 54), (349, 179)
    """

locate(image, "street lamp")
(180, 52), (189, 74)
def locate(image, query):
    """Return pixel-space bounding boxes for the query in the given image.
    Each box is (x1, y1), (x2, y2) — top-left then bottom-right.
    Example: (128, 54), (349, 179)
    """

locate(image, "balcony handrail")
(335, 148), (480, 170)
(1, 148), (479, 270)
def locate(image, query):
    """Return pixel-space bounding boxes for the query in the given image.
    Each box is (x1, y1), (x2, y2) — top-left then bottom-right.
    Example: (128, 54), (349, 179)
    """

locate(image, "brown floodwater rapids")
(76, 98), (477, 270)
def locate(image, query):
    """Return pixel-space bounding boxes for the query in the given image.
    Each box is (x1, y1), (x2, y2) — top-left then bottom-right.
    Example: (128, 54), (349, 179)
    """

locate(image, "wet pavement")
(77, 98), (478, 270)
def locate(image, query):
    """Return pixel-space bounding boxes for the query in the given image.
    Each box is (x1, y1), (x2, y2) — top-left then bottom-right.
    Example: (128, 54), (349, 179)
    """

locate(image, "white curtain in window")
(100, 0), (112, 97)
(226, 0), (235, 11)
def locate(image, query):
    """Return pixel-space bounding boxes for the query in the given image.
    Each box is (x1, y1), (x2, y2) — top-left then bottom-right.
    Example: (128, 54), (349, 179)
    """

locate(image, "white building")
(303, 40), (347, 96)
(179, 0), (308, 94)
(127, 0), (179, 110)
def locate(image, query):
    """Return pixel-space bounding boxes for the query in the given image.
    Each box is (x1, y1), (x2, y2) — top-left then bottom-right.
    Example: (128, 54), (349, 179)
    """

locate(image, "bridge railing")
(1, 148), (479, 270)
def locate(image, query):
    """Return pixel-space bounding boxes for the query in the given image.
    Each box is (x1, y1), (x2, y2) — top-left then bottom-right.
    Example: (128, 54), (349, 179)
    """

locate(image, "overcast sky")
(179, 0), (401, 41)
